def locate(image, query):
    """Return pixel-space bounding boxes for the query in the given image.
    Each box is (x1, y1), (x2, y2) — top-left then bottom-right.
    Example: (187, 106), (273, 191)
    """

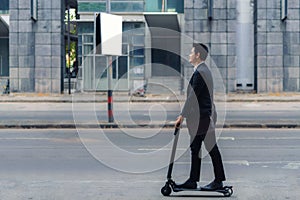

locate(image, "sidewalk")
(0, 92), (299, 129)
(1, 92), (300, 102)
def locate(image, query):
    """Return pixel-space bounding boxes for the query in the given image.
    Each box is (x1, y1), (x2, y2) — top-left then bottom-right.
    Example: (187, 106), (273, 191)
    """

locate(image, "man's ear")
(196, 52), (201, 59)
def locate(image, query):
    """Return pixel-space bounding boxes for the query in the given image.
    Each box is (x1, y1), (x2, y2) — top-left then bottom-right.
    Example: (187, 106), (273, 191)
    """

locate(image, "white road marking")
(0, 137), (53, 140)
(236, 137), (300, 140)
(282, 162), (300, 170)
(244, 103), (262, 108)
(137, 148), (187, 151)
(177, 160), (250, 166)
(175, 160), (300, 168)
(220, 137), (235, 140)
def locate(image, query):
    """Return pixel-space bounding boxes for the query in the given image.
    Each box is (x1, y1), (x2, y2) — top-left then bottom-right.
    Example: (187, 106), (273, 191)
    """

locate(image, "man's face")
(189, 47), (200, 66)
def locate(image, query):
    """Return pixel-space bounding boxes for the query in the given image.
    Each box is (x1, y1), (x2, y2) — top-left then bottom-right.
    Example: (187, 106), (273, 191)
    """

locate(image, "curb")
(222, 124), (300, 129)
(0, 99), (300, 103)
(1, 98), (300, 103)
(2, 95), (300, 103)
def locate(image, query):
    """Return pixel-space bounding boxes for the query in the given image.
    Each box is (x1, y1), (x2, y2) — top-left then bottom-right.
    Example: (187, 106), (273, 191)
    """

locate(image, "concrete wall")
(255, 0), (300, 92)
(185, 0), (300, 93)
(184, 0), (237, 93)
(7, 0), (300, 94)
(0, 38), (9, 76)
(9, 0), (65, 93)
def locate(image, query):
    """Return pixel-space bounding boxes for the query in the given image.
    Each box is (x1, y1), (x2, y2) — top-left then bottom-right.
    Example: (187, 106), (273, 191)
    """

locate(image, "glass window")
(0, 38), (9, 76)
(83, 45), (93, 55)
(0, 0), (9, 13)
(133, 35), (144, 45)
(112, 56), (128, 79)
(122, 44), (129, 55)
(95, 56), (107, 78)
(167, 0), (183, 12)
(130, 57), (144, 67)
(78, 56), (82, 67)
(130, 47), (144, 56)
(145, 0), (184, 13)
(117, 56), (128, 79)
(123, 22), (144, 32)
(83, 56), (94, 90)
(77, 22), (94, 34)
(78, 2), (106, 13)
(122, 34), (128, 43)
(78, 45), (82, 56)
(145, 0), (161, 12)
(83, 35), (93, 43)
(134, 23), (145, 29)
(78, 35), (82, 46)
(111, 2), (144, 12)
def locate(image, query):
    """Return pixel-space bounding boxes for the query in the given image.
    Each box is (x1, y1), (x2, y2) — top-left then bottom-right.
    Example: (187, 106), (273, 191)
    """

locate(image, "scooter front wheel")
(223, 187), (233, 197)
(161, 184), (172, 196)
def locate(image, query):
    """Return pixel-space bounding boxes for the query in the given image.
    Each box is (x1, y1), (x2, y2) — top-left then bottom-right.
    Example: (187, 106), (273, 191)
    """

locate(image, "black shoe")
(175, 179), (197, 189)
(201, 180), (223, 191)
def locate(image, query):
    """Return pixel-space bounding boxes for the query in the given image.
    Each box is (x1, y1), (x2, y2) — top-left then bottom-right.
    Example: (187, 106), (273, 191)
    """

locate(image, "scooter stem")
(167, 127), (180, 179)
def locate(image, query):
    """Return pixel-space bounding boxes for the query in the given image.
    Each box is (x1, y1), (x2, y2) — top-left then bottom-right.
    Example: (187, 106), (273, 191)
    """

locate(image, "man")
(175, 43), (226, 191)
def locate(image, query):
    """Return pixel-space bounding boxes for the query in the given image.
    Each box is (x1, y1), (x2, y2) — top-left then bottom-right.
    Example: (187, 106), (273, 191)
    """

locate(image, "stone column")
(283, 0), (300, 91)
(9, 0), (64, 93)
(9, 0), (35, 92)
(255, 0), (284, 93)
(34, 0), (64, 93)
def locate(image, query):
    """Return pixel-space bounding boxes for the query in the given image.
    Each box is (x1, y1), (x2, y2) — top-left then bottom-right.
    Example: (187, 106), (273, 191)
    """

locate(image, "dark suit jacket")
(181, 63), (217, 135)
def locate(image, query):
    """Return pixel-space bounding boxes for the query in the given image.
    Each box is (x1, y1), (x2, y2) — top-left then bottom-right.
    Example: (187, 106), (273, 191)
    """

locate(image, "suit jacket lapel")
(187, 72), (195, 96)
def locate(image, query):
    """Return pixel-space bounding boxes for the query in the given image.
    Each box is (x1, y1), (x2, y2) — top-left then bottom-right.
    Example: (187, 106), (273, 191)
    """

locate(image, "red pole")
(107, 56), (114, 123)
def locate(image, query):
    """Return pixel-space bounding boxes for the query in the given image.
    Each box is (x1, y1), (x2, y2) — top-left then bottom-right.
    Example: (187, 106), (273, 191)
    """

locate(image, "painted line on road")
(0, 137), (53, 140)
(137, 137), (235, 151)
(220, 137), (235, 140)
(176, 160), (250, 166)
(1, 136), (300, 142)
(137, 148), (187, 151)
(176, 160), (300, 169)
(0, 137), (80, 144)
(250, 161), (300, 165)
(232, 137), (300, 140)
(282, 162), (300, 170)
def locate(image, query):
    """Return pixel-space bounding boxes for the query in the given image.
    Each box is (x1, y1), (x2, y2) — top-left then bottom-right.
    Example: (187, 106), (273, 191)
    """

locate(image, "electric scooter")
(161, 127), (233, 197)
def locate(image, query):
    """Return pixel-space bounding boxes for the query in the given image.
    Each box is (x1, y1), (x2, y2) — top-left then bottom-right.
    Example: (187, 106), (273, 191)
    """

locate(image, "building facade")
(184, 0), (300, 93)
(76, 0), (300, 93)
(1, 0), (300, 94)
(2, 0), (76, 93)
(76, 0), (184, 93)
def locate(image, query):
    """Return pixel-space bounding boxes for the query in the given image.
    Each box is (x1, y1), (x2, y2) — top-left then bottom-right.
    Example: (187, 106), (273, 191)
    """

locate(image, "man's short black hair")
(193, 43), (209, 60)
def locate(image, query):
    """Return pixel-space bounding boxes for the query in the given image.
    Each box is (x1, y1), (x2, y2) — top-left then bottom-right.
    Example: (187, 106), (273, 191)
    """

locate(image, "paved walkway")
(0, 92), (299, 129)
(1, 92), (300, 102)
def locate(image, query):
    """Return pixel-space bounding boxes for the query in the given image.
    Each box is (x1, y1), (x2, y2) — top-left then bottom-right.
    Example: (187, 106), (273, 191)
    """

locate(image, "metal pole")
(0, 56), (2, 75)
(67, 2), (71, 94)
(106, 0), (114, 122)
(107, 56), (114, 122)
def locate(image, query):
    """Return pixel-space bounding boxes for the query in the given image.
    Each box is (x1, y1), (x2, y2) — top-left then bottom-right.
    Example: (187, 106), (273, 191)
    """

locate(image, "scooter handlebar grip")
(174, 127), (180, 135)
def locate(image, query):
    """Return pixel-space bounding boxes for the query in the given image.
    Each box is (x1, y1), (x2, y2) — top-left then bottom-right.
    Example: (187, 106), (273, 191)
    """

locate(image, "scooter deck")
(173, 185), (233, 196)
(173, 186), (232, 192)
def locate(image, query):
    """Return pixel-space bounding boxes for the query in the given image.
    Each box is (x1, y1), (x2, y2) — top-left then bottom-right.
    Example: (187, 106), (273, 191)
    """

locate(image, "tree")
(65, 8), (77, 70)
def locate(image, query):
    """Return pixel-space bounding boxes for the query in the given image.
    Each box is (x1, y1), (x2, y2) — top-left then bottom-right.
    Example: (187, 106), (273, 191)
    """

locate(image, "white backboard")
(99, 13), (122, 56)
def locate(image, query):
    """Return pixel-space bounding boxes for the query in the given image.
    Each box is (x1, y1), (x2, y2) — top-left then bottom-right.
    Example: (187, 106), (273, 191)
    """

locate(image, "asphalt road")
(0, 128), (299, 199)
(0, 102), (299, 127)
